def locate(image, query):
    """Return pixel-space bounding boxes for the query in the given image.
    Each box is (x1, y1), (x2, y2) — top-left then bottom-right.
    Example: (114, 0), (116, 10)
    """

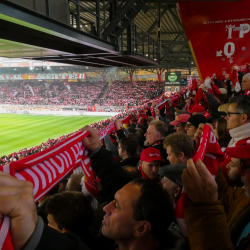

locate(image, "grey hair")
(229, 95), (250, 120)
(243, 73), (250, 81)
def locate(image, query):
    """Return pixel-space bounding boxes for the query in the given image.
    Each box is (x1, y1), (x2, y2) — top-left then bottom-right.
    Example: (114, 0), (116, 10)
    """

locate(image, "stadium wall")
(0, 105), (119, 116)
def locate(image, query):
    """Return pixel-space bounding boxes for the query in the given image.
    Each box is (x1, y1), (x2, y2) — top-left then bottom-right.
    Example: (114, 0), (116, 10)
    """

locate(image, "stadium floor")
(0, 114), (110, 157)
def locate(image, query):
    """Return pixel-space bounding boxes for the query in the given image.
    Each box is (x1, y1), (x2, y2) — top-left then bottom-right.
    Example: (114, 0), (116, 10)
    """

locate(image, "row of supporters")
(2, 69), (250, 250)
(0, 80), (164, 107)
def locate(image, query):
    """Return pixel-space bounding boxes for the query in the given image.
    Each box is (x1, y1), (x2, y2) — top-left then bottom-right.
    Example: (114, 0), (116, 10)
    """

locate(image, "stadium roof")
(0, 0), (193, 70)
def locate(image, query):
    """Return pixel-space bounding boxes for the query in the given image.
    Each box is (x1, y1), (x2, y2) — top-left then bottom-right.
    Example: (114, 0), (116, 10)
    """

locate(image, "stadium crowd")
(0, 80), (163, 107)
(2, 66), (250, 250)
(96, 80), (164, 106)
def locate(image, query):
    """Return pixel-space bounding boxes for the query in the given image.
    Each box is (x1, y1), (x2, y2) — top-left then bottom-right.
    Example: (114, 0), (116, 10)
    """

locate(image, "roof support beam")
(147, 6), (168, 33)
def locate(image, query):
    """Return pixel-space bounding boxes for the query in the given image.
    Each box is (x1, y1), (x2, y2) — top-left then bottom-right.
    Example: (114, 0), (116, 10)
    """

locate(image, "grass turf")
(0, 114), (110, 157)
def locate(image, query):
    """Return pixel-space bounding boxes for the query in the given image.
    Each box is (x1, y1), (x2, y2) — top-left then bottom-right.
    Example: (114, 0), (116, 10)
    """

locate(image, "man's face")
(225, 103), (243, 130)
(118, 143), (124, 159)
(47, 214), (63, 233)
(241, 76), (250, 92)
(185, 122), (197, 139)
(102, 182), (141, 240)
(166, 146), (181, 164)
(174, 124), (186, 133)
(141, 160), (161, 180)
(226, 158), (242, 183)
(240, 159), (250, 197)
(155, 109), (160, 116)
(144, 125), (160, 145)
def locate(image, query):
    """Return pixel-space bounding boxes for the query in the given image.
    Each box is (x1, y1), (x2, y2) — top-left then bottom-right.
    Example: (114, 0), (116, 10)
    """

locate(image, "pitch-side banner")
(0, 73), (85, 80)
(178, 0), (250, 81)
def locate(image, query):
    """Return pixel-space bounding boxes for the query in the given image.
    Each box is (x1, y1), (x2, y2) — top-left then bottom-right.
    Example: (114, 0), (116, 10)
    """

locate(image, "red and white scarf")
(0, 115), (130, 250)
(175, 125), (224, 236)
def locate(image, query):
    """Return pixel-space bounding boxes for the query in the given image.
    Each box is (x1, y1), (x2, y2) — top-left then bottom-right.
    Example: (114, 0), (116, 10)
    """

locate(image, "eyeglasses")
(175, 124), (184, 128)
(185, 124), (193, 128)
(227, 111), (244, 117)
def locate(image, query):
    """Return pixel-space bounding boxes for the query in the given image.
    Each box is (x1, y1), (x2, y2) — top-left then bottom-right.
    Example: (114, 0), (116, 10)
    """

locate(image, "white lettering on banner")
(209, 132), (216, 143)
(60, 153), (69, 169)
(71, 147), (78, 161)
(55, 156), (65, 174)
(38, 163), (52, 183)
(81, 159), (91, 177)
(44, 160), (57, 179)
(84, 158), (91, 165)
(32, 166), (47, 189)
(239, 23), (250, 38)
(224, 42), (235, 58)
(50, 158), (64, 174)
(24, 169), (39, 196)
(65, 151), (72, 165)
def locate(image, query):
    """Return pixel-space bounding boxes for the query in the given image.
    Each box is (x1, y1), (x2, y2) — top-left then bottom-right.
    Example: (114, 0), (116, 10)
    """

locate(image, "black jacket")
(150, 140), (169, 165)
(120, 156), (140, 167)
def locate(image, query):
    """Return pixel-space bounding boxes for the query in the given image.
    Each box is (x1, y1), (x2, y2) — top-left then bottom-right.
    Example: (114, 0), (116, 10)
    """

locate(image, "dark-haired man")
(46, 192), (95, 249)
(118, 137), (140, 167)
(102, 179), (181, 250)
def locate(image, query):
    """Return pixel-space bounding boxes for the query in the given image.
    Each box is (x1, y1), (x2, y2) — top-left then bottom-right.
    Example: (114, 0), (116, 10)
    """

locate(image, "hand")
(114, 120), (123, 130)
(194, 123), (204, 142)
(152, 101), (156, 108)
(205, 123), (216, 136)
(182, 159), (218, 203)
(80, 125), (101, 152)
(200, 84), (206, 92)
(0, 172), (37, 250)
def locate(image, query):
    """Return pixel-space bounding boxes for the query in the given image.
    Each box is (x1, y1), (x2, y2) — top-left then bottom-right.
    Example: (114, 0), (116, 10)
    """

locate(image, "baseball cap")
(226, 139), (250, 159)
(140, 147), (163, 162)
(189, 104), (205, 114)
(170, 114), (191, 126)
(158, 164), (187, 186)
(187, 115), (207, 129)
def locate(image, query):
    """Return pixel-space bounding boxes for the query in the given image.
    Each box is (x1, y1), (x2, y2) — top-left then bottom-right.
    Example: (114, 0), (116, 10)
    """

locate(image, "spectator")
(241, 72), (250, 95)
(189, 104), (211, 119)
(159, 163), (187, 207)
(144, 120), (169, 163)
(46, 192), (95, 249)
(215, 117), (231, 151)
(66, 174), (84, 192)
(185, 115), (207, 141)
(118, 137), (140, 167)
(164, 132), (194, 165)
(139, 147), (163, 181)
(226, 95), (250, 148)
(226, 158), (242, 187)
(170, 114), (190, 133)
(101, 179), (179, 250)
(182, 139), (250, 249)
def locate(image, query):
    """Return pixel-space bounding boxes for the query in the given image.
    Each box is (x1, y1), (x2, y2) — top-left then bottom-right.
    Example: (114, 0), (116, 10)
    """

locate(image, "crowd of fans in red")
(0, 80), (164, 107)
(3, 66), (250, 250)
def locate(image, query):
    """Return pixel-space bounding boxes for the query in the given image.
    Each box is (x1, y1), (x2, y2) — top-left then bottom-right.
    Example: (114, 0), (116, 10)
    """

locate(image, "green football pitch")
(0, 114), (110, 157)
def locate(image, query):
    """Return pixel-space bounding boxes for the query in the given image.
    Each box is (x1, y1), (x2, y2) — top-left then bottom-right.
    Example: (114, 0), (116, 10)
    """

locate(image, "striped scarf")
(0, 115), (130, 250)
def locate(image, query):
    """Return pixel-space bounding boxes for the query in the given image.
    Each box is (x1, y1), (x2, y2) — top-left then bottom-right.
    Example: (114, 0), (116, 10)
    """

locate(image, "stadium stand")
(0, 80), (164, 107)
